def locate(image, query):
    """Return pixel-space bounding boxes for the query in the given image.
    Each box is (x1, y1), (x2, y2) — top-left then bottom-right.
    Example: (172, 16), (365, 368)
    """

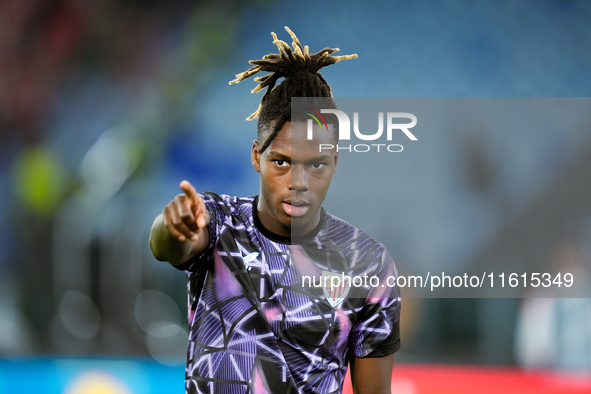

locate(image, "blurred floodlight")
(134, 290), (186, 366)
(133, 290), (181, 335)
(80, 129), (133, 201)
(59, 290), (101, 340)
(64, 371), (132, 394)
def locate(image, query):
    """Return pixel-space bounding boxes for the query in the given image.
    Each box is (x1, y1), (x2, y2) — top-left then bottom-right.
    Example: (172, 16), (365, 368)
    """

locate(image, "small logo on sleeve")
(242, 252), (260, 271)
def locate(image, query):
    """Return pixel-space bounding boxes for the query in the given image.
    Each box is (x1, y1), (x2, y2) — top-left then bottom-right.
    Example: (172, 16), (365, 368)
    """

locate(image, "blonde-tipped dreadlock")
(229, 27), (357, 153)
(230, 26), (357, 120)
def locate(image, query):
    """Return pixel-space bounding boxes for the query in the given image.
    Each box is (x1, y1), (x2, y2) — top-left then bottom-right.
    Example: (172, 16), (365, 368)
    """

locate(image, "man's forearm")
(350, 354), (395, 394)
(149, 213), (194, 265)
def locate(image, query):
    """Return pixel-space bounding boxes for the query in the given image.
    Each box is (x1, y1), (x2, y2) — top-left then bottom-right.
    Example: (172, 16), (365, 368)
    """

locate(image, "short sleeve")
(348, 248), (401, 358)
(171, 191), (228, 272)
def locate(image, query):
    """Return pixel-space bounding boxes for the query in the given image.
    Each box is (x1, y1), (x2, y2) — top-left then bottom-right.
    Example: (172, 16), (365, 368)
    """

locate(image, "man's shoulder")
(321, 211), (387, 253)
(201, 191), (254, 204)
(201, 192), (255, 212)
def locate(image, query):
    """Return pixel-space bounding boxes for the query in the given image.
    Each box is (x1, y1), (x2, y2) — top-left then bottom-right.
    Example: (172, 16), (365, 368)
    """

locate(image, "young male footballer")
(150, 27), (401, 394)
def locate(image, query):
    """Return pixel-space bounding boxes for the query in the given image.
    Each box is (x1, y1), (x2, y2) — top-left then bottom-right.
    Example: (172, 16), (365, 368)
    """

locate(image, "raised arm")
(350, 353), (395, 394)
(149, 180), (210, 265)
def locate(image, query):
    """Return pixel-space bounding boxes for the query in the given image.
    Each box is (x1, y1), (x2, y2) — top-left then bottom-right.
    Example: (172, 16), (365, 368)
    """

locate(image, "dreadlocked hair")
(229, 26), (357, 153)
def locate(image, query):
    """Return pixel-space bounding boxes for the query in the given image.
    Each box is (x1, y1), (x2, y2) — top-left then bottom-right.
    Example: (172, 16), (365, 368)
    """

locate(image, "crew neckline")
(252, 195), (325, 245)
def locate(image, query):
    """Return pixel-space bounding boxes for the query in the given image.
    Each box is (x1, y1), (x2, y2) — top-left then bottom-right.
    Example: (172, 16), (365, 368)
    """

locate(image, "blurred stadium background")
(1, 0), (591, 392)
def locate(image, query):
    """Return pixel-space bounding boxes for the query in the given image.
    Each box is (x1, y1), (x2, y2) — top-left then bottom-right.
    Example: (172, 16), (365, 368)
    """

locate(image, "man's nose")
(289, 165), (308, 191)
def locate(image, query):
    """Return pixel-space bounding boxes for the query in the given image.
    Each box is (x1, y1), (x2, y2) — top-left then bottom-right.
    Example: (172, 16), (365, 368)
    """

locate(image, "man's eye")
(275, 160), (288, 167)
(311, 162), (326, 169)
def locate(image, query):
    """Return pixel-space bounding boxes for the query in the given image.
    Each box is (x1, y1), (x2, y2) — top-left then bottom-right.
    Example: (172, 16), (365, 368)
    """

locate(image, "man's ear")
(333, 151), (339, 173)
(251, 140), (261, 172)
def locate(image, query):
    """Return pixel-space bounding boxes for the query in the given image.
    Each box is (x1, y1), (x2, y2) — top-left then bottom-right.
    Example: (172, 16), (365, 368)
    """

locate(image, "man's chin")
(289, 213), (318, 235)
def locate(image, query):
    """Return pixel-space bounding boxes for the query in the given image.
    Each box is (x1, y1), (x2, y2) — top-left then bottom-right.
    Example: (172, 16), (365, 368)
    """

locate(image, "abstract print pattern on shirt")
(175, 193), (400, 394)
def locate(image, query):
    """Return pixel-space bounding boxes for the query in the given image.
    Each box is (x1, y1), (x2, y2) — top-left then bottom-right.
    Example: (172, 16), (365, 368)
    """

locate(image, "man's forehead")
(280, 121), (335, 141)
(270, 122), (337, 156)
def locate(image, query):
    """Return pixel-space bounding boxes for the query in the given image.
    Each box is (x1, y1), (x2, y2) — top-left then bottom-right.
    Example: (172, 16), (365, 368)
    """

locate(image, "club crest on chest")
(321, 270), (351, 308)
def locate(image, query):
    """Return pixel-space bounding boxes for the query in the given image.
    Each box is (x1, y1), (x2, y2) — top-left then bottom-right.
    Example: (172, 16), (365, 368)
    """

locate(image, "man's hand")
(163, 180), (210, 242)
(149, 181), (210, 265)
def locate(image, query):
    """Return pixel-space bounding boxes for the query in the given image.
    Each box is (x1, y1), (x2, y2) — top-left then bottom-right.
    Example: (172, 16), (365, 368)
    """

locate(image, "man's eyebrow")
(267, 151), (290, 160)
(312, 155), (332, 162)
(267, 151), (332, 163)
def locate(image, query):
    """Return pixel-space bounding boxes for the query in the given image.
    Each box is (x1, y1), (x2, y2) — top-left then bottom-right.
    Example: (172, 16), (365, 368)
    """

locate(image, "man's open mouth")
(282, 201), (310, 217)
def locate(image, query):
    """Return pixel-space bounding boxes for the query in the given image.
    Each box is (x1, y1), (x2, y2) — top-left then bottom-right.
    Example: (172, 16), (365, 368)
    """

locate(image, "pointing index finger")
(180, 180), (200, 203)
(180, 180), (209, 231)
